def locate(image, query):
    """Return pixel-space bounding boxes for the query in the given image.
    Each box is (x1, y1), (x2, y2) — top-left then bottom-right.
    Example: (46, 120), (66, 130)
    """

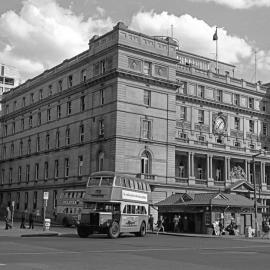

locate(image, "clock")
(214, 116), (226, 134)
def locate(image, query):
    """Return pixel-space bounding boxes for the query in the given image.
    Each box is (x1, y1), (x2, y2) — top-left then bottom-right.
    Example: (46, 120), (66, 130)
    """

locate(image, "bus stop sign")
(43, 192), (49, 200)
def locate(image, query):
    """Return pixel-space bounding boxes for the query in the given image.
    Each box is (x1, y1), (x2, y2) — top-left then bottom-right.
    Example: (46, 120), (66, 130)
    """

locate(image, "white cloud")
(189, 0), (270, 9)
(0, 0), (114, 81)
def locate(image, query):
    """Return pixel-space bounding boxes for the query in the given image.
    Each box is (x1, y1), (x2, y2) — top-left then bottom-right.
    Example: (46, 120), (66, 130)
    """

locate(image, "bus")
(77, 171), (151, 239)
(57, 189), (85, 226)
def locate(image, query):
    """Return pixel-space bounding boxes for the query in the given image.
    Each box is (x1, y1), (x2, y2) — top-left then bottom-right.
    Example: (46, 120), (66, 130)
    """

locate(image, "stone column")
(208, 155), (214, 187)
(225, 157), (228, 182)
(247, 161), (251, 183)
(261, 162), (267, 191)
(188, 152), (191, 178)
(189, 152), (195, 185)
(226, 157), (231, 187)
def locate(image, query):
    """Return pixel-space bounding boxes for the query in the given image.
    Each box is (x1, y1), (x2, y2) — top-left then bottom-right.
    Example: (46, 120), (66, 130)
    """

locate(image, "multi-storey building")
(0, 22), (269, 224)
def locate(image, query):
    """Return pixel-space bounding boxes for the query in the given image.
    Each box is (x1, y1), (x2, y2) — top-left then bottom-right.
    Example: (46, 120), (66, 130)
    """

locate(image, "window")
(47, 108), (51, 121)
(9, 168), (13, 184)
(46, 133), (50, 150)
(24, 192), (28, 210)
(33, 191), (37, 209)
(22, 97), (26, 107)
(143, 61), (151, 75)
(58, 80), (63, 92)
(64, 158), (69, 177)
(53, 190), (58, 208)
(180, 106), (186, 121)
(5, 104), (9, 114)
(21, 118), (24, 130)
(80, 96), (85, 111)
(18, 166), (22, 183)
(197, 85), (205, 98)
(65, 127), (70, 145)
(144, 90), (151, 106)
(197, 166), (203, 179)
(179, 163), (185, 178)
(55, 130), (60, 148)
(29, 115), (32, 128)
(16, 192), (20, 210)
(249, 97), (254, 109)
(100, 89), (104, 105)
(263, 123), (268, 136)
(81, 69), (87, 82)
(216, 89), (223, 102)
(234, 141), (241, 147)
(249, 120), (254, 133)
(234, 117), (240, 130)
(93, 62), (100, 76)
(35, 163), (39, 181)
(198, 135), (205, 142)
(68, 75), (73, 87)
(11, 122), (15, 134)
(67, 100), (72, 115)
(1, 169), (5, 185)
(198, 110), (204, 124)
(262, 101), (266, 112)
(37, 111), (41, 126)
(78, 156), (83, 176)
(141, 151), (151, 174)
(100, 60), (106, 74)
(142, 120), (151, 139)
(99, 120), (104, 136)
(215, 168), (222, 181)
(3, 124), (7, 136)
(39, 89), (43, 100)
(48, 85), (53, 96)
(2, 145), (6, 159)
(128, 58), (142, 71)
(233, 94), (240, 106)
(19, 140), (23, 156)
(13, 101), (17, 111)
(26, 165), (30, 183)
(98, 152), (104, 171)
(54, 160), (59, 178)
(57, 104), (61, 119)
(30, 93), (34, 104)
(10, 143), (14, 157)
(79, 124), (84, 143)
(44, 162), (48, 180)
(27, 138), (31, 155)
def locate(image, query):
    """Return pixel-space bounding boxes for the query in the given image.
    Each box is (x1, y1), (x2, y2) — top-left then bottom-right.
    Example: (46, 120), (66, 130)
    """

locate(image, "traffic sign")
(11, 201), (15, 207)
(43, 192), (49, 200)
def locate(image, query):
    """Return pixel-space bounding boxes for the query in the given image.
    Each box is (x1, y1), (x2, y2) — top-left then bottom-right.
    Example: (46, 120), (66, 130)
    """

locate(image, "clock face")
(214, 116), (226, 134)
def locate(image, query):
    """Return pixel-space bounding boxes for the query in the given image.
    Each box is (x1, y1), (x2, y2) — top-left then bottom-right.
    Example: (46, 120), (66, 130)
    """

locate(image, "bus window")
(121, 177), (126, 187)
(142, 206), (146, 214)
(142, 182), (146, 191)
(115, 176), (121, 186)
(127, 205), (132, 214)
(88, 177), (101, 186)
(124, 178), (130, 188)
(129, 179), (135, 189)
(123, 205), (127, 213)
(131, 205), (136, 214)
(134, 180), (139, 190)
(138, 182), (142, 190)
(101, 177), (114, 186)
(72, 192), (75, 198)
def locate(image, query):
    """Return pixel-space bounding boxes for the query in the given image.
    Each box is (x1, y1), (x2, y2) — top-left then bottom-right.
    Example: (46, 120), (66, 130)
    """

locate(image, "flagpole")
(215, 27), (218, 73)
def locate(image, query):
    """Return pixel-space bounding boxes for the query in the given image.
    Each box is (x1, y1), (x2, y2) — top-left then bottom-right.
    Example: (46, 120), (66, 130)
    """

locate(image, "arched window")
(98, 152), (104, 171)
(141, 151), (151, 174)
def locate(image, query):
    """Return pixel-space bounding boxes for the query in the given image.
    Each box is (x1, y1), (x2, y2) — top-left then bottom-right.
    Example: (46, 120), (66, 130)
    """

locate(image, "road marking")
(0, 264), (6, 266)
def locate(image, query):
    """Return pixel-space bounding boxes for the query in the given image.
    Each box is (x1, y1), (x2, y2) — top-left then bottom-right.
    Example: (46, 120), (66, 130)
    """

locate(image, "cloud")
(0, 0), (114, 81)
(188, 0), (270, 9)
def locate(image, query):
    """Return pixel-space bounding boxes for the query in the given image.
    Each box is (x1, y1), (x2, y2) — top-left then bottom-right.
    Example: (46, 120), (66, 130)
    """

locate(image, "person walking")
(156, 216), (165, 235)
(5, 206), (12, 230)
(148, 214), (154, 232)
(173, 215), (179, 233)
(20, 210), (26, 229)
(28, 210), (34, 229)
(262, 220), (270, 239)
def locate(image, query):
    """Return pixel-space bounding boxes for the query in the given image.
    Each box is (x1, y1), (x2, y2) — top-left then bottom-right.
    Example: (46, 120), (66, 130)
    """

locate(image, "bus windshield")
(84, 202), (120, 212)
(87, 176), (114, 187)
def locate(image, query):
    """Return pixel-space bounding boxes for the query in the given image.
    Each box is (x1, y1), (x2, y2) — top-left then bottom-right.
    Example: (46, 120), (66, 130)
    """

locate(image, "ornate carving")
(230, 165), (246, 179)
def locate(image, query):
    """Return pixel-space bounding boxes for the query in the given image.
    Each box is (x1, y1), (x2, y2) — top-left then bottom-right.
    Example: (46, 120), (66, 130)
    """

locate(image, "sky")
(0, 0), (269, 83)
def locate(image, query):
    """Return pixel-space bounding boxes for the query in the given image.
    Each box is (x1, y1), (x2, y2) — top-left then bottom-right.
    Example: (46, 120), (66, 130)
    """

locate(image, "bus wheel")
(136, 222), (146, 237)
(77, 226), (89, 238)
(108, 221), (120, 239)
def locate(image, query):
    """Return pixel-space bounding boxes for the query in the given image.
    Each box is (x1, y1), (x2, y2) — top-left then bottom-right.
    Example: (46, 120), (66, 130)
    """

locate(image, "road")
(0, 229), (270, 270)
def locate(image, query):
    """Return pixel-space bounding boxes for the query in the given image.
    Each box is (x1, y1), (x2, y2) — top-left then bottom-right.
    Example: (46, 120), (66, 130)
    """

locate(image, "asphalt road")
(0, 229), (270, 270)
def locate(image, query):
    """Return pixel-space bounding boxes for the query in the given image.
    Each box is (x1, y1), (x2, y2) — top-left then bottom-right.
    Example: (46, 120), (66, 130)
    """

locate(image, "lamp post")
(252, 151), (263, 237)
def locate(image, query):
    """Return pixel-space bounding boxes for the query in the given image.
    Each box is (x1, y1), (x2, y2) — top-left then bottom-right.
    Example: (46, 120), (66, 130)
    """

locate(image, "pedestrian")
(173, 214), (179, 232)
(5, 206), (12, 230)
(156, 216), (165, 235)
(20, 210), (26, 229)
(178, 215), (183, 232)
(28, 210), (34, 229)
(262, 220), (270, 239)
(148, 214), (154, 232)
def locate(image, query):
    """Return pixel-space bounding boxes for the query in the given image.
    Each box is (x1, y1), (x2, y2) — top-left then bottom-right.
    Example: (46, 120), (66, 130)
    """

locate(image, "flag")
(213, 27), (218, 41)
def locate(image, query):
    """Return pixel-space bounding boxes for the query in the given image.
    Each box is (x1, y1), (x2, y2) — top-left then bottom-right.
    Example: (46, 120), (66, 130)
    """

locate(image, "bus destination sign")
(122, 190), (147, 202)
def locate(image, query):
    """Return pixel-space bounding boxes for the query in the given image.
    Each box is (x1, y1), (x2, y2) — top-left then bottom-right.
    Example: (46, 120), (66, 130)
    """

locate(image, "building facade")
(0, 22), (269, 224)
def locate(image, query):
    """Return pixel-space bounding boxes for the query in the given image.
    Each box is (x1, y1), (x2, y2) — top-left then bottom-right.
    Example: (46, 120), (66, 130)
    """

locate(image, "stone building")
(0, 22), (269, 227)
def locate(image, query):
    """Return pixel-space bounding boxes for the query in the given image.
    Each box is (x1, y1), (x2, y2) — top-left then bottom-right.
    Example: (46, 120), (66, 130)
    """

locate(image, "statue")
(230, 165), (246, 179)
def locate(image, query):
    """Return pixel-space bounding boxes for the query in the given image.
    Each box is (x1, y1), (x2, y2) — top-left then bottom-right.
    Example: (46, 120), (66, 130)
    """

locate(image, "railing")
(212, 143), (226, 149)
(230, 146), (245, 152)
(214, 181), (225, 186)
(195, 179), (207, 185)
(136, 173), (156, 180)
(194, 141), (208, 146)
(175, 177), (189, 184)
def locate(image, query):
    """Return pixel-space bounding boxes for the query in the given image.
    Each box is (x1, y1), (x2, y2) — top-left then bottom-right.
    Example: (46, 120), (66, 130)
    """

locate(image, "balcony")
(175, 177), (189, 184)
(214, 181), (225, 187)
(195, 179), (207, 185)
(136, 173), (156, 180)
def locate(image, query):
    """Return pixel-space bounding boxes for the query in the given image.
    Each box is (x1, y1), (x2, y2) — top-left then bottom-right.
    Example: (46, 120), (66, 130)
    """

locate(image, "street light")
(252, 151), (264, 237)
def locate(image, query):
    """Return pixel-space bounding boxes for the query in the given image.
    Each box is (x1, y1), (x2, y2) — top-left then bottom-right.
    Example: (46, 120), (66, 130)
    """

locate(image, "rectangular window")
(21, 118), (24, 130)
(53, 190), (58, 208)
(46, 134), (50, 150)
(198, 110), (204, 124)
(1, 169), (5, 185)
(233, 94), (240, 106)
(81, 69), (87, 82)
(249, 97), (254, 109)
(80, 96), (85, 111)
(58, 80), (63, 92)
(35, 163), (39, 181)
(29, 115), (33, 128)
(9, 168), (12, 184)
(93, 62), (100, 76)
(47, 108), (51, 122)
(10, 143), (14, 157)
(57, 104), (61, 119)
(79, 125), (84, 143)
(13, 101), (17, 111)
(234, 117), (240, 130)
(48, 85), (53, 96)
(249, 120), (254, 133)
(64, 158), (69, 177)
(262, 101), (266, 112)
(2, 145), (6, 159)
(27, 139), (31, 155)
(22, 97), (26, 107)
(30, 93), (34, 104)
(39, 89), (43, 100)
(37, 112), (41, 126)
(67, 101), (72, 115)
(263, 123), (268, 136)
(44, 162), (48, 180)
(143, 90), (151, 106)
(180, 106), (187, 121)
(234, 141), (241, 147)
(100, 60), (106, 74)
(26, 165), (30, 183)
(19, 141), (23, 156)
(78, 156), (83, 176)
(197, 85), (205, 98)
(16, 192), (20, 210)
(18, 166), (22, 183)
(100, 89), (104, 105)
(5, 104), (9, 114)
(142, 120), (151, 139)
(54, 160), (59, 178)
(128, 58), (142, 71)
(68, 75), (73, 87)
(56, 131), (60, 148)
(4, 124), (7, 137)
(12, 122), (15, 134)
(216, 89), (223, 102)
(66, 128), (70, 145)
(33, 191), (37, 209)
(99, 120), (104, 136)
(143, 61), (152, 75)
(24, 192), (28, 210)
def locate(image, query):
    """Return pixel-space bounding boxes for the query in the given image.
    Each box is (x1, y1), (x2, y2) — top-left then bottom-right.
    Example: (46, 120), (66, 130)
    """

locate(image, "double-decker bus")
(56, 189), (85, 226)
(77, 171), (151, 239)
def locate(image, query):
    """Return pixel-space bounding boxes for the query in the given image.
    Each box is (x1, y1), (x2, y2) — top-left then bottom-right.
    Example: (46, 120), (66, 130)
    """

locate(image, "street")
(0, 228), (270, 270)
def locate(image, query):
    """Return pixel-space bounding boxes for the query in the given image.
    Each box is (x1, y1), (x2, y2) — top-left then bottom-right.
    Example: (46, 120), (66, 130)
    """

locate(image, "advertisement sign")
(122, 190), (147, 202)
(121, 216), (139, 228)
